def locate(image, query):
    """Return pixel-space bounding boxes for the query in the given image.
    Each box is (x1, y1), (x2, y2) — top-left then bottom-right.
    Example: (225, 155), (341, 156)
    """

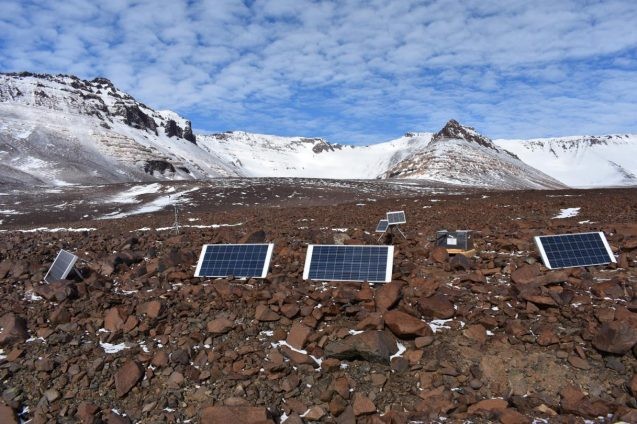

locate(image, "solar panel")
(534, 232), (616, 269)
(303, 245), (394, 283)
(386, 211), (406, 225)
(375, 219), (389, 233)
(194, 244), (274, 278)
(44, 249), (78, 283)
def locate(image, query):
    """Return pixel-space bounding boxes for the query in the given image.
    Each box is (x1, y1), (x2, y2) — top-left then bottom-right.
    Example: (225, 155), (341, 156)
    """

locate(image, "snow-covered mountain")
(196, 131), (432, 179)
(494, 135), (637, 188)
(0, 72), (633, 189)
(0, 72), (239, 186)
(379, 120), (565, 189)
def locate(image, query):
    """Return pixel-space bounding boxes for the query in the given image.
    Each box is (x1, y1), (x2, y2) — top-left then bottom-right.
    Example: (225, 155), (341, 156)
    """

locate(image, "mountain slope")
(495, 135), (637, 188)
(196, 131), (432, 179)
(0, 72), (239, 186)
(381, 120), (566, 189)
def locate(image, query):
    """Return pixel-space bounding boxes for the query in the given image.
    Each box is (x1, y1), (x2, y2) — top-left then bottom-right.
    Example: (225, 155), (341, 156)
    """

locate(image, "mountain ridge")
(0, 72), (635, 189)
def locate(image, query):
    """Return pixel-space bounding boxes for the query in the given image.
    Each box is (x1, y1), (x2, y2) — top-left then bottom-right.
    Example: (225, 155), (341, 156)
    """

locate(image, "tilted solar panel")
(194, 243), (274, 278)
(303, 245), (394, 283)
(44, 249), (78, 283)
(534, 232), (615, 269)
(386, 211), (406, 225)
(375, 219), (389, 233)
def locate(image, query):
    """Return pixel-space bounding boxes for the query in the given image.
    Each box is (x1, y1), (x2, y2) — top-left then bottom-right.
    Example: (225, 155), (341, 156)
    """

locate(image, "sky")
(0, 0), (636, 145)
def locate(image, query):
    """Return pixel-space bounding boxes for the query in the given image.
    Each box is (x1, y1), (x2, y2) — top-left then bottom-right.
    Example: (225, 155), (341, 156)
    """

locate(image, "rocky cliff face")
(0, 72), (196, 143)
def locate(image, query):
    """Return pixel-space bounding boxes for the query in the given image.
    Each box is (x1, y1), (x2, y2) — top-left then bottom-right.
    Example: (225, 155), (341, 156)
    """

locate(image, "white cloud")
(0, 0), (636, 144)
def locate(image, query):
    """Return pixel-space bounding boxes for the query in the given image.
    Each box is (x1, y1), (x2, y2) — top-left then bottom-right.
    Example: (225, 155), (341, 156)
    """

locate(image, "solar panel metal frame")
(194, 243), (274, 278)
(44, 249), (78, 283)
(386, 210), (406, 225)
(302, 244), (394, 283)
(375, 219), (389, 233)
(534, 231), (615, 270)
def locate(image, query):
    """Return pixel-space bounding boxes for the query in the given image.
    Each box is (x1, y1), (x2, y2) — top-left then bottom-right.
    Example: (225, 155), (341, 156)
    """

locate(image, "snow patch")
(553, 207), (581, 219)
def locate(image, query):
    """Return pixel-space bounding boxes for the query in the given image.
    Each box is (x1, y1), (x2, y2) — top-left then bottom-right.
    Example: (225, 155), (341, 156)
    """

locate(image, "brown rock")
(114, 360), (144, 397)
(281, 303), (300, 319)
(536, 327), (559, 346)
(152, 351), (169, 367)
(76, 402), (99, 424)
(325, 331), (398, 364)
(499, 408), (531, 424)
(567, 355), (590, 370)
(375, 281), (403, 311)
(0, 314), (29, 346)
(352, 393), (376, 415)
(592, 320), (637, 354)
(467, 398), (508, 414)
(167, 371), (184, 388)
(0, 405), (18, 424)
(207, 318), (234, 334)
(591, 280), (624, 298)
(255, 304), (280, 321)
(104, 307), (126, 332)
(303, 406), (326, 421)
(384, 310), (432, 338)
(418, 294), (455, 319)
(35, 280), (78, 302)
(137, 300), (162, 318)
(280, 345), (318, 367)
(463, 324), (487, 344)
(287, 322), (312, 350)
(103, 411), (131, 424)
(200, 406), (273, 423)
(430, 246), (449, 263)
(630, 374), (637, 398)
(511, 264), (540, 285)
(409, 276), (440, 298)
(49, 306), (71, 324)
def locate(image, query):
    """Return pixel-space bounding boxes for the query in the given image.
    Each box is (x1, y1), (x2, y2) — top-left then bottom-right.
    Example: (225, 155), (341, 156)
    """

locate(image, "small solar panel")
(534, 232), (615, 269)
(386, 211), (406, 225)
(375, 219), (389, 233)
(44, 249), (78, 283)
(195, 244), (274, 278)
(303, 245), (394, 283)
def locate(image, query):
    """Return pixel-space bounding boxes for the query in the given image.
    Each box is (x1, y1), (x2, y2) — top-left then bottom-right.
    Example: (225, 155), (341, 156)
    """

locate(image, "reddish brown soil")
(0, 179), (637, 423)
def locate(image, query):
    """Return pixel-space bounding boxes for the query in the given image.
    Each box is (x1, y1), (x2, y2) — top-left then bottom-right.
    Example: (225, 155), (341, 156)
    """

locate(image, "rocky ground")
(1, 179), (637, 423)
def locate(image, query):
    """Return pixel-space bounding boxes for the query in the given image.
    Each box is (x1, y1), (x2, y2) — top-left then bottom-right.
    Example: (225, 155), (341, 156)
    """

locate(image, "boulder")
(287, 322), (312, 350)
(35, 280), (78, 302)
(592, 321), (637, 354)
(207, 318), (234, 334)
(114, 360), (144, 397)
(418, 294), (455, 319)
(325, 331), (398, 364)
(375, 281), (403, 311)
(136, 300), (162, 318)
(384, 309), (432, 338)
(0, 314), (29, 346)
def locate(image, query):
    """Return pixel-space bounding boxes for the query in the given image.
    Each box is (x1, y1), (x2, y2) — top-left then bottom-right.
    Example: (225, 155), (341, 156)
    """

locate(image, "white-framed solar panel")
(303, 245), (394, 283)
(534, 232), (615, 270)
(386, 211), (406, 225)
(194, 243), (274, 278)
(44, 249), (78, 283)
(375, 219), (389, 233)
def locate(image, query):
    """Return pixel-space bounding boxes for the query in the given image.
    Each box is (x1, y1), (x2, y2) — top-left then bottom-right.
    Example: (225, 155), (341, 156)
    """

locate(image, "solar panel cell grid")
(535, 232), (615, 269)
(386, 211), (406, 225)
(303, 245), (393, 283)
(195, 244), (273, 278)
(376, 219), (389, 233)
(44, 250), (78, 283)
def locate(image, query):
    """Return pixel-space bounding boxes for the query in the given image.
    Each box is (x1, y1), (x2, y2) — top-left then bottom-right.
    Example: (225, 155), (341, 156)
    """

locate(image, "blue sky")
(1, 0), (636, 144)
